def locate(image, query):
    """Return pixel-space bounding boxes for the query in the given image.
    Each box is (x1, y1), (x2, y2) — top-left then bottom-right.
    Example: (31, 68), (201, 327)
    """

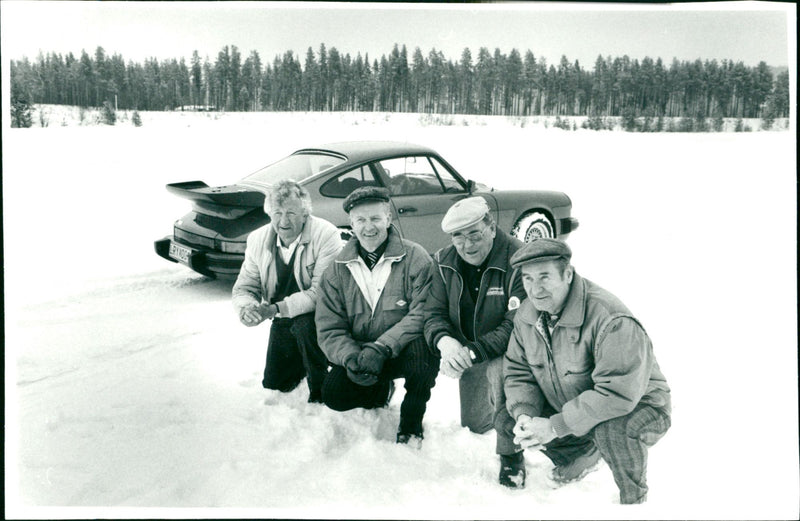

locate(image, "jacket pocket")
(379, 293), (409, 328)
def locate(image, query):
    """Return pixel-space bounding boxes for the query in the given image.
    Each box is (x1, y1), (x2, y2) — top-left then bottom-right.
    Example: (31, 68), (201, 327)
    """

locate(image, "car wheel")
(511, 211), (555, 242)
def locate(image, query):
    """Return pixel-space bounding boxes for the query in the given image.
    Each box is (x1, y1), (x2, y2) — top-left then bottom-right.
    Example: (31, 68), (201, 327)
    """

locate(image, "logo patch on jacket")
(396, 299), (407, 307)
(508, 296), (521, 310)
(486, 287), (504, 296)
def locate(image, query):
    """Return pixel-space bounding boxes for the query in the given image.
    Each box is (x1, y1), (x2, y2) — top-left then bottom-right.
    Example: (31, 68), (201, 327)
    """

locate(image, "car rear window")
(242, 152), (346, 186)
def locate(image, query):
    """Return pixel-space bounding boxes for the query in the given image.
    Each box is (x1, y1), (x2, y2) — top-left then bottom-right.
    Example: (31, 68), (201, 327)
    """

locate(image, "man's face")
(451, 220), (496, 266)
(269, 195), (307, 244)
(520, 260), (573, 314)
(349, 201), (391, 252)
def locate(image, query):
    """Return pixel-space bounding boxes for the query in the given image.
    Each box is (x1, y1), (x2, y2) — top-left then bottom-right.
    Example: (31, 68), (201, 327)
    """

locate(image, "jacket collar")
(338, 225), (405, 263)
(437, 230), (514, 272)
(518, 271), (586, 328)
(556, 271), (586, 328)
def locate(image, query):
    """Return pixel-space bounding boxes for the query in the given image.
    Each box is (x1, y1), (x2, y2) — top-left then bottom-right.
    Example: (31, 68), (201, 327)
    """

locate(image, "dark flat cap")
(510, 238), (572, 268)
(343, 186), (392, 213)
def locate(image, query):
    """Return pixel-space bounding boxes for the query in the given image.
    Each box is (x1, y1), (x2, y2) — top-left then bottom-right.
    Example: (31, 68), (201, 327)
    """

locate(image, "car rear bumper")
(154, 236), (244, 279)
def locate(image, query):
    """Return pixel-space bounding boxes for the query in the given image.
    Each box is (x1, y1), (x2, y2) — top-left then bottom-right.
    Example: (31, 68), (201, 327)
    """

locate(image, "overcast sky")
(1, 1), (794, 68)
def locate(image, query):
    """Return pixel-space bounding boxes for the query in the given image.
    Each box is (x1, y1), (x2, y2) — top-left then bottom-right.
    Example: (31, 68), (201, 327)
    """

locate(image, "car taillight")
(218, 240), (247, 254)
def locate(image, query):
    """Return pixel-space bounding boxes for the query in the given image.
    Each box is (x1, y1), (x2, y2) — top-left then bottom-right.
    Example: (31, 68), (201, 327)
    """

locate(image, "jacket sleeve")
(315, 263), (362, 366)
(502, 316), (547, 421)
(468, 267), (526, 362)
(550, 316), (654, 437)
(231, 231), (266, 313)
(282, 221), (344, 318)
(423, 257), (458, 354)
(377, 244), (435, 356)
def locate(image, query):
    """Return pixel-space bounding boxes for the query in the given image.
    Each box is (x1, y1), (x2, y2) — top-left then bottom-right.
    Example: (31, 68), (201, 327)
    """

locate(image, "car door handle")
(398, 207), (418, 214)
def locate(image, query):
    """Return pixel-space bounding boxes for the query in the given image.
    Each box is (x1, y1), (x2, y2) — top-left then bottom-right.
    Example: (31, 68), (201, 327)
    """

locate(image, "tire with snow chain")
(511, 211), (555, 243)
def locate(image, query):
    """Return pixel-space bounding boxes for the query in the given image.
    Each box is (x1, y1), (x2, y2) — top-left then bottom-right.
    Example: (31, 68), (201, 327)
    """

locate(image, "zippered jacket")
(232, 215), (343, 318)
(424, 231), (526, 362)
(503, 272), (671, 437)
(315, 227), (434, 366)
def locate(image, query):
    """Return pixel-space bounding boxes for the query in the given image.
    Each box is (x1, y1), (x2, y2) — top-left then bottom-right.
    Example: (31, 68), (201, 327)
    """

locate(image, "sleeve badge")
(508, 296), (520, 310)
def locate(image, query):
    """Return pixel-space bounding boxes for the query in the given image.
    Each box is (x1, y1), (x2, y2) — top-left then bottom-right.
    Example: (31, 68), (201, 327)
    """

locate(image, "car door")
(372, 155), (490, 252)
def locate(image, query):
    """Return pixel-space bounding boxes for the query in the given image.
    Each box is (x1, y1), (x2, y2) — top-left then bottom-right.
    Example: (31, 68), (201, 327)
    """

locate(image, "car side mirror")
(467, 179), (476, 195)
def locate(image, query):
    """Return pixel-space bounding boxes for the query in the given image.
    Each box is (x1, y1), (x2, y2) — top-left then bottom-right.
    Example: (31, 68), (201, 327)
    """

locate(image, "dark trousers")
(495, 399), (671, 504)
(263, 313), (328, 395)
(321, 337), (438, 435)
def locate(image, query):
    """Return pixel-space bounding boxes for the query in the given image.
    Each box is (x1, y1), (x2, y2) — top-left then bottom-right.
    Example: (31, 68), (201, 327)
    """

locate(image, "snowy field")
(3, 109), (798, 519)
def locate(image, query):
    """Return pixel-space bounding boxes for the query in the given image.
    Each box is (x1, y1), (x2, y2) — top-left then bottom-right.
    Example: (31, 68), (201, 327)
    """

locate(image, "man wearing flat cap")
(233, 180), (343, 402)
(498, 238), (671, 504)
(423, 196), (527, 484)
(315, 186), (439, 446)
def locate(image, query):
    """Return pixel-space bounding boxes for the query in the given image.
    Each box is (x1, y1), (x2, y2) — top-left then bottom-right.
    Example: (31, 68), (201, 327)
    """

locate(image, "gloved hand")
(358, 342), (390, 375)
(345, 354), (378, 387)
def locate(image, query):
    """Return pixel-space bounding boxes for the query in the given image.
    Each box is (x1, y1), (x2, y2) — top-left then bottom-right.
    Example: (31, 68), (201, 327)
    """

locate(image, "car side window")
(320, 166), (379, 198)
(429, 157), (467, 193)
(377, 156), (449, 196)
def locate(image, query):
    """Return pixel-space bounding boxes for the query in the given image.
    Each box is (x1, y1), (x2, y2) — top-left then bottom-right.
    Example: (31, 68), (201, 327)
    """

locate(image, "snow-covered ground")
(4, 109), (798, 519)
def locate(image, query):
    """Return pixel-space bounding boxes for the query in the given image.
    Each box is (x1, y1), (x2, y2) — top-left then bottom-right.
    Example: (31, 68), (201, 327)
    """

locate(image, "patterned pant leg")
(592, 403), (671, 504)
(386, 337), (439, 435)
(320, 365), (387, 411)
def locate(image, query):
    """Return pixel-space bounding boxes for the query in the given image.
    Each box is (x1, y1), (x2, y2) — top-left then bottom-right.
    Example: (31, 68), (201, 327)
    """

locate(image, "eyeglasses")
(451, 226), (487, 246)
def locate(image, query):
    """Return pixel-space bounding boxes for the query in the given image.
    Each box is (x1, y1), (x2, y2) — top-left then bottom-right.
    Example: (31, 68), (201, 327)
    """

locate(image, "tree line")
(10, 43), (790, 120)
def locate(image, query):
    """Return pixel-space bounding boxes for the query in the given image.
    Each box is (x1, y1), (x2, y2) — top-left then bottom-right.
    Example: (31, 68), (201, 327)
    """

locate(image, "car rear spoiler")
(165, 181), (265, 208)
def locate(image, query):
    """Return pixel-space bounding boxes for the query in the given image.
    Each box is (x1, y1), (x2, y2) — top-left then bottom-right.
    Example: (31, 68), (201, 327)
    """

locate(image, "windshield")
(241, 152), (346, 187)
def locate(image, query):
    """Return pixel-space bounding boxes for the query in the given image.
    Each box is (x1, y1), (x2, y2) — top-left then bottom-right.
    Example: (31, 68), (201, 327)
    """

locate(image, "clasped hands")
(512, 415), (557, 451)
(437, 336), (473, 379)
(239, 302), (278, 327)
(346, 342), (391, 386)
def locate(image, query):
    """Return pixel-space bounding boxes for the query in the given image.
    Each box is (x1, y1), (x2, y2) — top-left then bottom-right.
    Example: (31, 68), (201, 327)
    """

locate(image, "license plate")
(168, 242), (191, 263)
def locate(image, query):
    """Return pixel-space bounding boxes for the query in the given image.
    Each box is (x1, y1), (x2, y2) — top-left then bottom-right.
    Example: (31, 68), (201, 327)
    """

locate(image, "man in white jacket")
(232, 180), (343, 402)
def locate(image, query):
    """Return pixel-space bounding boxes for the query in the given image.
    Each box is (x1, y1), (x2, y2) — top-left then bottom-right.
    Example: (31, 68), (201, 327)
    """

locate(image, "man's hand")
(358, 342), (389, 375)
(259, 303), (279, 320)
(345, 354), (378, 387)
(513, 415), (557, 450)
(440, 359), (463, 379)
(239, 304), (266, 327)
(436, 336), (473, 378)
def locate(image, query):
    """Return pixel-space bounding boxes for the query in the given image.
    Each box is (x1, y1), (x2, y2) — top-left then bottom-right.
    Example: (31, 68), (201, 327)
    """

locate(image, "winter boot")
(396, 430), (424, 449)
(499, 452), (526, 489)
(548, 445), (601, 486)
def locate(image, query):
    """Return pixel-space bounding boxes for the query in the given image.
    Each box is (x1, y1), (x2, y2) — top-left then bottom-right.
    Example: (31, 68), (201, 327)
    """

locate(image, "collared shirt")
(277, 233), (302, 264)
(358, 237), (389, 271)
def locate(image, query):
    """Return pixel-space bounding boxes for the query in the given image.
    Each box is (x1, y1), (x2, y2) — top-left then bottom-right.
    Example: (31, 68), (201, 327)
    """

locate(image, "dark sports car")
(154, 141), (579, 279)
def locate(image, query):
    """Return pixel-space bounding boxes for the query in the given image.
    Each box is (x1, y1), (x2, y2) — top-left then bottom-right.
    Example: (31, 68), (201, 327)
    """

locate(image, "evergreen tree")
(10, 69), (34, 128)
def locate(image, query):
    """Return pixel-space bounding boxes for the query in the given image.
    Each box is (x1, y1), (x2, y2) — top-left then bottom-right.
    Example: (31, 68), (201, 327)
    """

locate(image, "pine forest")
(10, 43), (790, 121)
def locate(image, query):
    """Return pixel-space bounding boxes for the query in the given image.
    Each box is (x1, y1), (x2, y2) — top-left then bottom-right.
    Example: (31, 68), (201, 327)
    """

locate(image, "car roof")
(293, 141), (438, 163)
